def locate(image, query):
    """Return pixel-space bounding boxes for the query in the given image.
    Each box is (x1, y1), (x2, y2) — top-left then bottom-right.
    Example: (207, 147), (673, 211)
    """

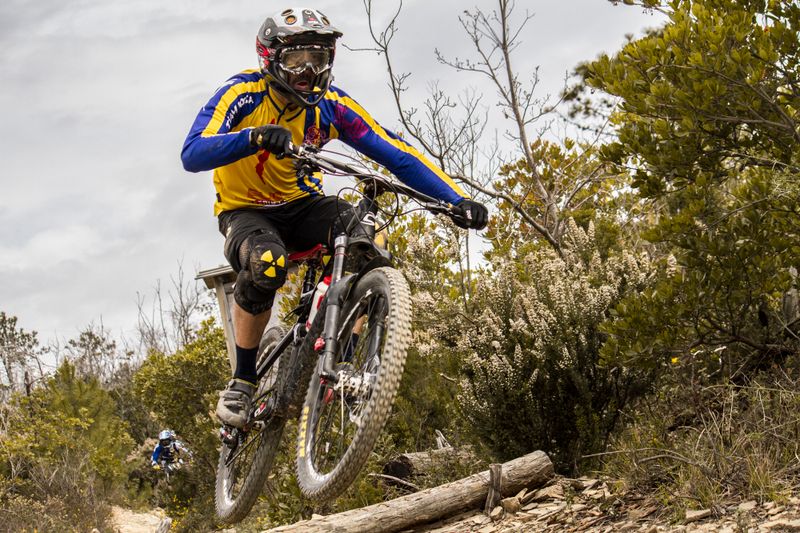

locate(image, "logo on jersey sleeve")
(304, 125), (327, 147)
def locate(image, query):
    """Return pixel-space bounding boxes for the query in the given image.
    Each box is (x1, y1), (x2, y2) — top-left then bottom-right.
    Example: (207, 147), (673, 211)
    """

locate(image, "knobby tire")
(295, 267), (411, 501)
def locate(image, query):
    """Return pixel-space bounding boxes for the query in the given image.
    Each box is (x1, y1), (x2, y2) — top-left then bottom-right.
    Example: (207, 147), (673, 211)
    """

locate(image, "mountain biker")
(150, 429), (188, 470)
(181, 7), (489, 429)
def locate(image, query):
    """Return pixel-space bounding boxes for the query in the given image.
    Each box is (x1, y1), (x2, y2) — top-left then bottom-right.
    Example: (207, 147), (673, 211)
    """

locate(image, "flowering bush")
(457, 220), (653, 471)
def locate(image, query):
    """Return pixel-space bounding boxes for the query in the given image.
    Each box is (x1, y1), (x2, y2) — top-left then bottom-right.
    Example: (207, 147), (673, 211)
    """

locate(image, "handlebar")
(285, 143), (470, 226)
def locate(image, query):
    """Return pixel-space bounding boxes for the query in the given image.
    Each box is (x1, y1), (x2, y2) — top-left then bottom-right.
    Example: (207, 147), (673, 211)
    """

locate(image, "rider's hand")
(453, 199), (489, 230)
(250, 125), (292, 158)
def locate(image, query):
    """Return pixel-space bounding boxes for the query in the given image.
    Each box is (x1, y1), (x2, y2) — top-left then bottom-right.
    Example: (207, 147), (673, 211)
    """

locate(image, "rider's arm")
(321, 87), (469, 205)
(181, 70), (264, 172)
(151, 445), (162, 464)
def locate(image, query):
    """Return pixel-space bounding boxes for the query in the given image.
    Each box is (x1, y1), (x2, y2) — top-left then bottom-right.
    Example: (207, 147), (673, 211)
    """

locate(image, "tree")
(361, 0), (629, 255)
(0, 312), (46, 398)
(586, 0), (800, 377)
(136, 261), (211, 356)
(65, 321), (132, 385)
(0, 361), (134, 530)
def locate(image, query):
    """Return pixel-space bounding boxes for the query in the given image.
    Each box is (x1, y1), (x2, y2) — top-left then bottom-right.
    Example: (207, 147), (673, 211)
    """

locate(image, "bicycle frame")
(243, 144), (462, 425)
(251, 184), (388, 414)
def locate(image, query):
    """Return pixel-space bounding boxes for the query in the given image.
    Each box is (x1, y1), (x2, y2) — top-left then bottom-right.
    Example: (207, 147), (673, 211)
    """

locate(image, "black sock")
(233, 345), (258, 384)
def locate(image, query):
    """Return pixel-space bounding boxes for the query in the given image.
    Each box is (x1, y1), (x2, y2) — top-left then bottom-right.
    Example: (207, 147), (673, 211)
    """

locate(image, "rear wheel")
(296, 267), (411, 501)
(215, 326), (288, 524)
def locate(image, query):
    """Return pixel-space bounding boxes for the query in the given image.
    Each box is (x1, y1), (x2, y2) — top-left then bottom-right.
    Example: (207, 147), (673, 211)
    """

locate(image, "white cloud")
(0, 0), (663, 345)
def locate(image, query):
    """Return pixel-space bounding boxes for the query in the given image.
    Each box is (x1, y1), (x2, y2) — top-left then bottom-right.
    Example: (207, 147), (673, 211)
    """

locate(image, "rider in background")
(181, 7), (489, 429)
(151, 429), (189, 470)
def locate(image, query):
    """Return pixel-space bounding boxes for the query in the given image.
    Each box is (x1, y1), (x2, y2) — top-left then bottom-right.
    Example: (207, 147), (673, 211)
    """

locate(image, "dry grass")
(598, 373), (800, 515)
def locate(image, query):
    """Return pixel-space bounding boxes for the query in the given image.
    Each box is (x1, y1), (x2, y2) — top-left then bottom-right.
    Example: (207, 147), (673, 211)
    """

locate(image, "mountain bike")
(214, 143), (471, 524)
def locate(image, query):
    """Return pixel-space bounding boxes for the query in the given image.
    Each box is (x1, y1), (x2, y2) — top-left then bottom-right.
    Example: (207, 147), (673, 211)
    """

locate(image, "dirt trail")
(110, 506), (169, 533)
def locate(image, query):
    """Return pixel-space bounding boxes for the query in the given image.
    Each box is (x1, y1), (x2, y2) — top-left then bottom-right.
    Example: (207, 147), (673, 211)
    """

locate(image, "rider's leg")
(231, 304), (270, 384)
(217, 211), (290, 428)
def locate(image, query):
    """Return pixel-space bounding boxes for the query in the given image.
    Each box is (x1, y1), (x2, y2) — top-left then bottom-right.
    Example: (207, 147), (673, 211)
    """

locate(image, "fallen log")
(265, 450), (554, 533)
(382, 446), (476, 479)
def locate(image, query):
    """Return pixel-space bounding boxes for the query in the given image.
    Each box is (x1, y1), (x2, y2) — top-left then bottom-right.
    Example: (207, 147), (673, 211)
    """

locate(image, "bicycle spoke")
(306, 293), (389, 475)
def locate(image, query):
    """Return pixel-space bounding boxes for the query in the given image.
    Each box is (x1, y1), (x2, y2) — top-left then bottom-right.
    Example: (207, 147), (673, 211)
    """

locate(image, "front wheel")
(215, 326), (289, 524)
(296, 267), (411, 501)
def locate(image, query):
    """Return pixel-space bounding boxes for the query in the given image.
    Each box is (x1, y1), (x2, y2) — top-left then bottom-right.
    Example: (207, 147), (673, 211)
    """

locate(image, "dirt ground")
(413, 477), (800, 533)
(110, 505), (169, 533)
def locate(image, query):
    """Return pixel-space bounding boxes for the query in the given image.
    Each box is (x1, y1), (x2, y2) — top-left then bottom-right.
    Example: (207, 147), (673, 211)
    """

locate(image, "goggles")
(159, 439), (171, 446)
(278, 45), (332, 75)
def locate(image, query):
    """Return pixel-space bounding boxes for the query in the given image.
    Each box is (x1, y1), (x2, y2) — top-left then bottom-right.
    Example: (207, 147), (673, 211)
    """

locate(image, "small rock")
(684, 509), (712, 524)
(489, 506), (504, 521)
(500, 496), (521, 514)
(584, 488), (608, 500)
(477, 524), (497, 533)
(569, 503), (588, 513)
(471, 514), (492, 525)
(708, 525), (735, 533)
(738, 500), (757, 512)
(761, 518), (800, 531)
(767, 505), (785, 516)
(515, 488), (528, 500)
(531, 483), (565, 501)
(628, 505), (657, 520)
(311, 514), (324, 519)
(576, 477), (601, 490)
(764, 501), (776, 510)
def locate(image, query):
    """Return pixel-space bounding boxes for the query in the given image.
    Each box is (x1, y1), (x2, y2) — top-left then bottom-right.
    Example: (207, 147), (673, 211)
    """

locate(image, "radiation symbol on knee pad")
(260, 250), (286, 278)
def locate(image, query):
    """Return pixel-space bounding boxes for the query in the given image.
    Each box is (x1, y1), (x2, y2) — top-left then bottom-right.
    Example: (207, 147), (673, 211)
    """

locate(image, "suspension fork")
(318, 185), (382, 380)
(319, 234), (349, 380)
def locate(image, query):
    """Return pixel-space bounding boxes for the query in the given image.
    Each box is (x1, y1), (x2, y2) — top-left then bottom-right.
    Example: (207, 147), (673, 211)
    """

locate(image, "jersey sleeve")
(181, 71), (265, 172)
(151, 445), (162, 463)
(323, 88), (468, 205)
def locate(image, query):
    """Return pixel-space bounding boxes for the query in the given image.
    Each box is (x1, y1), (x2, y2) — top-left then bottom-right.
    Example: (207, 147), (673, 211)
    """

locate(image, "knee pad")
(240, 233), (288, 292)
(233, 270), (275, 315)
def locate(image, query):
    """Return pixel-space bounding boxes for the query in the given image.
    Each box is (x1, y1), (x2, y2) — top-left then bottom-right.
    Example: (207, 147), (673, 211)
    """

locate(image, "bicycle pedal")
(253, 399), (271, 419)
(218, 427), (237, 447)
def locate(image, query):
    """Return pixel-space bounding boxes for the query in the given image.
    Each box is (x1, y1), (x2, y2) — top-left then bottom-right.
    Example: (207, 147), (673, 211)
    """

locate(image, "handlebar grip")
(286, 142), (301, 156)
(448, 203), (469, 226)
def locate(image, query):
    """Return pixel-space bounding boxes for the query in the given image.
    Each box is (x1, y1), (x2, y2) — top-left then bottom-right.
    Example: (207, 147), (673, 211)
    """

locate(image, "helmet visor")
(279, 46), (331, 75)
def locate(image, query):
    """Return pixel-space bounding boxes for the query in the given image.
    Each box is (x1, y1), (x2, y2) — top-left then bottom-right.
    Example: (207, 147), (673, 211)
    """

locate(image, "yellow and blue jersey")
(181, 70), (468, 216)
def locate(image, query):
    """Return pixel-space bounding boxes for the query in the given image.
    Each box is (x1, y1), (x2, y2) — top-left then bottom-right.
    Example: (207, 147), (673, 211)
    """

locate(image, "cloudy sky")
(0, 1), (663, 348)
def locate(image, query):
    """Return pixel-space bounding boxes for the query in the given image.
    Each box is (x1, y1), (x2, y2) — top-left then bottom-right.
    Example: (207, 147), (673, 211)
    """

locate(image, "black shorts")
(218, 195), (355, 272)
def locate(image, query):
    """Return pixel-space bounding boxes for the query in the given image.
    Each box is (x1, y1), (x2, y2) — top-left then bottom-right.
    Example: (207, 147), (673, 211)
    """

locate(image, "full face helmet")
(158, 429), (174, 447)
(256, 7), (342, 107)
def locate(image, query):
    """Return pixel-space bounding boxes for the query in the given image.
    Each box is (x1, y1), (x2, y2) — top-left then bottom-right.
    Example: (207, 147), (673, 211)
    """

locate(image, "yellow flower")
(671, 357), (679, 364)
